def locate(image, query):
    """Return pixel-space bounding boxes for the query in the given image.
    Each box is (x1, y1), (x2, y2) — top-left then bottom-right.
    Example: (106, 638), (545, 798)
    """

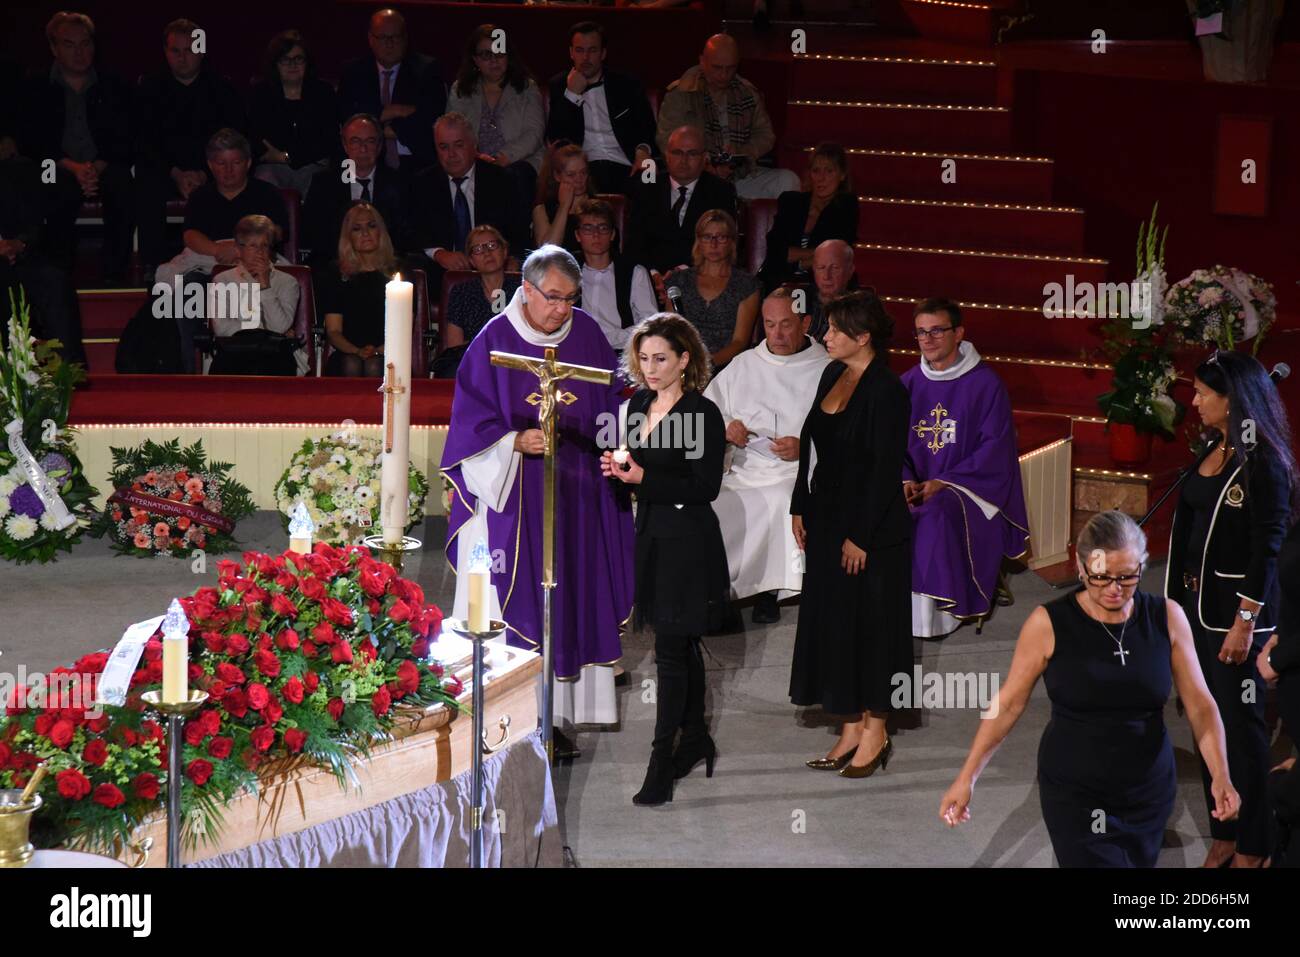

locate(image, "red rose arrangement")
(0, 542), (452, 853)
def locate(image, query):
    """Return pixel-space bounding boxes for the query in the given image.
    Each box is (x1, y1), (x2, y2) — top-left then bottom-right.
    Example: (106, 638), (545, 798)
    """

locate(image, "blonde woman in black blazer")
(602, 313), (728, 806)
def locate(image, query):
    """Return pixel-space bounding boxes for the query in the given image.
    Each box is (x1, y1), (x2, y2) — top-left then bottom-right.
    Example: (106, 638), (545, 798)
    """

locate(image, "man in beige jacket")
(655, 34), (800, 201)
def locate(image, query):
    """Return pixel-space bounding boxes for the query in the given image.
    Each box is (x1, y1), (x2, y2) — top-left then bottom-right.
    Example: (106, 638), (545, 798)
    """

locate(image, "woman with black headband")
(1166, 350), (1297, 867)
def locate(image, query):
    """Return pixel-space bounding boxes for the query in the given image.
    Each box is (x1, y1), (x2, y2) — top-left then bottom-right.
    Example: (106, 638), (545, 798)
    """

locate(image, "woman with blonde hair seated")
(531, 143), (594, 253)
(317, 202), (404, 377)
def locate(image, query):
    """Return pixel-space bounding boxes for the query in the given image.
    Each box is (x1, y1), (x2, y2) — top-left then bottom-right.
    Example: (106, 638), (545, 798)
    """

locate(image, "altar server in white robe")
(704, 287), (829, 623)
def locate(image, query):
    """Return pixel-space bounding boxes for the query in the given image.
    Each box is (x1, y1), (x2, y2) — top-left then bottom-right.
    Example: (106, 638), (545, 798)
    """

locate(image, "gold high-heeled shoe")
(806, 746), (856, 771)
(839, 736), (892, 778)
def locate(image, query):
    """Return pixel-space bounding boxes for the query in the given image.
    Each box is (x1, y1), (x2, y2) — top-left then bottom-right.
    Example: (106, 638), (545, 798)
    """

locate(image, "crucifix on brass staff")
(440, 245), (635, 762)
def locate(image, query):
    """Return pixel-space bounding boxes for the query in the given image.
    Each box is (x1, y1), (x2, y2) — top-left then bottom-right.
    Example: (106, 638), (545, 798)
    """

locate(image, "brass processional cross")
(489, 347), (614, 763)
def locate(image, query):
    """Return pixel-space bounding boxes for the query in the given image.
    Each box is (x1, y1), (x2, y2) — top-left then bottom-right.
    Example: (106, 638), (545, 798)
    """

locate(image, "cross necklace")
(1085, 596), (1132, 666)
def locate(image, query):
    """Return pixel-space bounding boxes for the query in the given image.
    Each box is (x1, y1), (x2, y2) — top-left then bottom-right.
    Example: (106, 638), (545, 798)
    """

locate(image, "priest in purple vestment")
(901, 298), (1029, 638)
(440, 245), (635, 738)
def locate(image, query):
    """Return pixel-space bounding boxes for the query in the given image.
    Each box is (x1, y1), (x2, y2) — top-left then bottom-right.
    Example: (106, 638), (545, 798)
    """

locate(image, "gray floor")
(0, 512), (1228, 867)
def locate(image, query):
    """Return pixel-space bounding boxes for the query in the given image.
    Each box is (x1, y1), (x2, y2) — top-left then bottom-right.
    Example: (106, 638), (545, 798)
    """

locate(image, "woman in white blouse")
(207, 215), (303, 375)
(447, 23), (546, 211)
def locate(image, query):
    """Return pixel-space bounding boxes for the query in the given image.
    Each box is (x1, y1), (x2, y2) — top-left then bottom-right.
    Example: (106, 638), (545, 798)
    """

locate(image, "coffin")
(121, 642), (541, 867)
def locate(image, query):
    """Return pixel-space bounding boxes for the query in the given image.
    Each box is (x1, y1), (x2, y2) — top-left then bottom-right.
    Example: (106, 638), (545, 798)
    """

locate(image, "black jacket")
(624, 172), (738, 273)
(410, 159), (528, 257)
(336, 53), (446, 169)
(628, 387), (726, 540)
(1165, 437), (1291, 634)
(248, 78), (339, 170)
(20, 69), (134, 167)
(303, 162), (408, 264)
(760, 190), (860, 288)
(791, 358), (912, 552)
(544, 70), (658, 168)
(0, 157), (46, 249)
(133, 67), (247, 173)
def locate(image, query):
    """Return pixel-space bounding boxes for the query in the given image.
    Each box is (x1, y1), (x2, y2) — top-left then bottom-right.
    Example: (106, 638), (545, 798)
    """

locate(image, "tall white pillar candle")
(381, 273), (414, 548)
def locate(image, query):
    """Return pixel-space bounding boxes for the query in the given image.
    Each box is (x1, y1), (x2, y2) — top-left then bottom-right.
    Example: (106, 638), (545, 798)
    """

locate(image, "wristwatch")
(1237, 608), (1257, 624)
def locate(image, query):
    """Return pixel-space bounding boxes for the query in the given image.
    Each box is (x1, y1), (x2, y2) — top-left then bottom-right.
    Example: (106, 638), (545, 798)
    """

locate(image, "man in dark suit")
(625, 125), (738, 275)
(303, 114), (406, 267)
(544, 20), (657, 195)
(336, 8), (446, 177)
(411, 112), (527, 293)
(22, 12), (134, 284)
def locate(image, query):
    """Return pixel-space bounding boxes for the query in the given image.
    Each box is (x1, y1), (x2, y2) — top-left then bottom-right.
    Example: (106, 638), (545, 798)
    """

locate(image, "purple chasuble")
(901, 347), (1029, 620)
(440, 304), (634, 677)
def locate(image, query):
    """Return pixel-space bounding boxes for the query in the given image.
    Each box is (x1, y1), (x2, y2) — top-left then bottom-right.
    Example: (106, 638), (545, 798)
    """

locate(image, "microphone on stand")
(1270, 362), (1291, 383)
(666, 285), (684, 315)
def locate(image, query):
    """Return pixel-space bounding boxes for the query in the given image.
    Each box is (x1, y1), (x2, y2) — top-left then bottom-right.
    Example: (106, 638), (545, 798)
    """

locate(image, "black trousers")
(1184, 598), (1274, 856)
(45, 162), (133, 278)
(133, 165), (186, 267)
(0, 255), (85, 366)
(650, 631), (706, 757)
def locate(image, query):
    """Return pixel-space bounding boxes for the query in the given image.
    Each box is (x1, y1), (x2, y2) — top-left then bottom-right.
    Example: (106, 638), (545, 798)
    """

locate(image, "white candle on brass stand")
(288, 500), (315, 554)
(380, 274), (414, 549)
(160, 598), (190, 704)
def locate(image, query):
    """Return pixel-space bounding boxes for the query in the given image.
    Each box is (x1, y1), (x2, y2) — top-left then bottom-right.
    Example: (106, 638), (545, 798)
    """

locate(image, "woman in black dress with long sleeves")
(789, 290), (912, 777)
(759, 142), (858, 292)
(941, 510), (1238, 867)
(1166, 351), (1296, 867)
(601, 313), (729, 806)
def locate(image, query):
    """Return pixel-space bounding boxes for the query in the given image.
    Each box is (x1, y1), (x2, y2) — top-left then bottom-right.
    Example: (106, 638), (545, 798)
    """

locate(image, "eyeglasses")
(914, 326), (954, 340)
(531, 287), (580, 305)
(699, 233), (731, 245)
(669, 149), (705, 160)
(469, 240), (502, 255)
(278, 55), (307, 66)
(1084, 572), (1142, 587)
(578, 224), (613, 235)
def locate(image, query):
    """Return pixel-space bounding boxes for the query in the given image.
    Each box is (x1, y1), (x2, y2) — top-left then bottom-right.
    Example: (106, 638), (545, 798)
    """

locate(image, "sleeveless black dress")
(1038, 588), (1176, 867)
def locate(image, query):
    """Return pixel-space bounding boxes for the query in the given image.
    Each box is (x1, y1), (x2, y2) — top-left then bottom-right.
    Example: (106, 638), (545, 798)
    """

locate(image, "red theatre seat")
(743, 198), (778, 275)
(204, 263), (317, 375)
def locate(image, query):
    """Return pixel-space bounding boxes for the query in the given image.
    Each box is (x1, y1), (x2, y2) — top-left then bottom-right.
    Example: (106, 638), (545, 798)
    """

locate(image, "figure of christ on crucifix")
(441, 246), (635, 747)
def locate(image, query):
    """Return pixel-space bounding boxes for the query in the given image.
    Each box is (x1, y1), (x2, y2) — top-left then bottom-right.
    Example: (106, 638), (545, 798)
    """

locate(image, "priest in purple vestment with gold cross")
(440, 246), (635, 742)
(901, 298), (1030, 638)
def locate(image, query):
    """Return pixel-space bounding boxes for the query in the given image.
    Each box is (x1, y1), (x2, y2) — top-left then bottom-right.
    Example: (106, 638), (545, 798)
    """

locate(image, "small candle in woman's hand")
(613, 448), (630, 466)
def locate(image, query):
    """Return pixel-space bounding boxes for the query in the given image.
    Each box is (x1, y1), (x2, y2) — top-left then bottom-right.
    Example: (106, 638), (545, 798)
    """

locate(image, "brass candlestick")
(361, 534), (422, 576)
(141, 690), (209, 868)
(447, 617), (508, 869)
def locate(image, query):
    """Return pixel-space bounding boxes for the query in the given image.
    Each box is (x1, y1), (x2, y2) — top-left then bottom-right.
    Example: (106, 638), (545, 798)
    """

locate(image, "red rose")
(250, 724), (275, 752)
(203, 632), (226, 654)
(48, 719), (75, 749)
(92, 783), (126, 809)
(283, 728), (307, 753)
(222, 689), (249, 718)
(271, 594), (299, 619)
(320, 598), (354, 627)
(264, 698), (284, 724)
(303, 671), (319, 694)
(82, 738), (109, 766)
(56, 768), (92, 801)
(283, 676), (305, 704)
(224, 633), (251, 656)
(145, 660), (164, 683)
(392, 578), (425, 607)
(331, 641), (354, 665)
(246, 682), (271, 711)
(371, 685), (392, 717)
(274, 629), (300, 652)
(206, 679), (228, 699)
(185, 759), (214, 786)
(445, 675), (464, 697)
(368, 598), (381, 616)
(388, 599), (414, 623)
(215, 663), (246, 685)
(311, 621), (337, 645)
(199, 708), (221, 738)
(257, 632), (274, 653)
(254, 648), (281, 678)
(420, 604), (444, 642)
(396, 660), (421, 697)
(298, 576), (325, 601)
(140, 720), (164, 742)
(188, 663), (203, 683)
(0, 742), (11, 767)
(184, 721), (206, 746)
(327, 698), (345, 722)
(87, 714), (111, 734)
(33, 714), (54, 737)
(356, 640), (377, 664)
(275, 571), (298, 591)
(132, 773), (160, 801)
(73, 651), (111, 675)
(208, 736), (234, 760)
(302, 640), (318, 659)
(411, 637), (430, 659)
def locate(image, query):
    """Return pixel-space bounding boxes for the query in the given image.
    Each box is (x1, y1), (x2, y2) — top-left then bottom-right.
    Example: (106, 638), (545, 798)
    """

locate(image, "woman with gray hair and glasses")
(940, 510), (1239, 867)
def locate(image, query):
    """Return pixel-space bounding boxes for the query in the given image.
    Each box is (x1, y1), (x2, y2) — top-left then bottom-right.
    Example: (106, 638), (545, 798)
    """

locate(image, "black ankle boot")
(672, 734), (716, 780)
(633, 754), (675, 805)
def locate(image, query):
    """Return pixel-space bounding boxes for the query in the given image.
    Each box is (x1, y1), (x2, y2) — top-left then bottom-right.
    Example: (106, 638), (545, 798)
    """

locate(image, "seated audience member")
(412, 112), (527, 291)
(704, 287), (829, 622)
(318, 202), (403, 377)
(656, 34), (799, 201)
(22, 12), (133, 284)
(901, 297), (1029, 638)
(806, 238), (859, 341)
(531, 143), (593, 253)
(448, 23), (545, 211)
(207, 215), (302, 376)
(572, 197), (655, 351)
(249, 30), (339, 197)
(336, 8), (446, 176)
(544, 20), (657, 195)
(0, 148), (84, 365)
(442, 224), (520, 356)
(158, 128), (289, 372)
(133, 18), (248, 277)
(760, 142), (858, 291)
(304, 113), (406, 267)
(661, 209), (758, 368)
(625, 125), (737, 274)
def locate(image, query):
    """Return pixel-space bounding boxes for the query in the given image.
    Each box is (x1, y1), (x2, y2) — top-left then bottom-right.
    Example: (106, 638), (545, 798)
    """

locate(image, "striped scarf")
(700, 76), (757, 153)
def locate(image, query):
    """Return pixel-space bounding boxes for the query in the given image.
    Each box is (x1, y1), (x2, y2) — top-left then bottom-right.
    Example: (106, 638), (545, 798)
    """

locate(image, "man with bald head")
(657, 34), (799, 201)
(806, 238), (859, 341)
(624, 125), (737, 273)
(337, 8), (446, 175)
